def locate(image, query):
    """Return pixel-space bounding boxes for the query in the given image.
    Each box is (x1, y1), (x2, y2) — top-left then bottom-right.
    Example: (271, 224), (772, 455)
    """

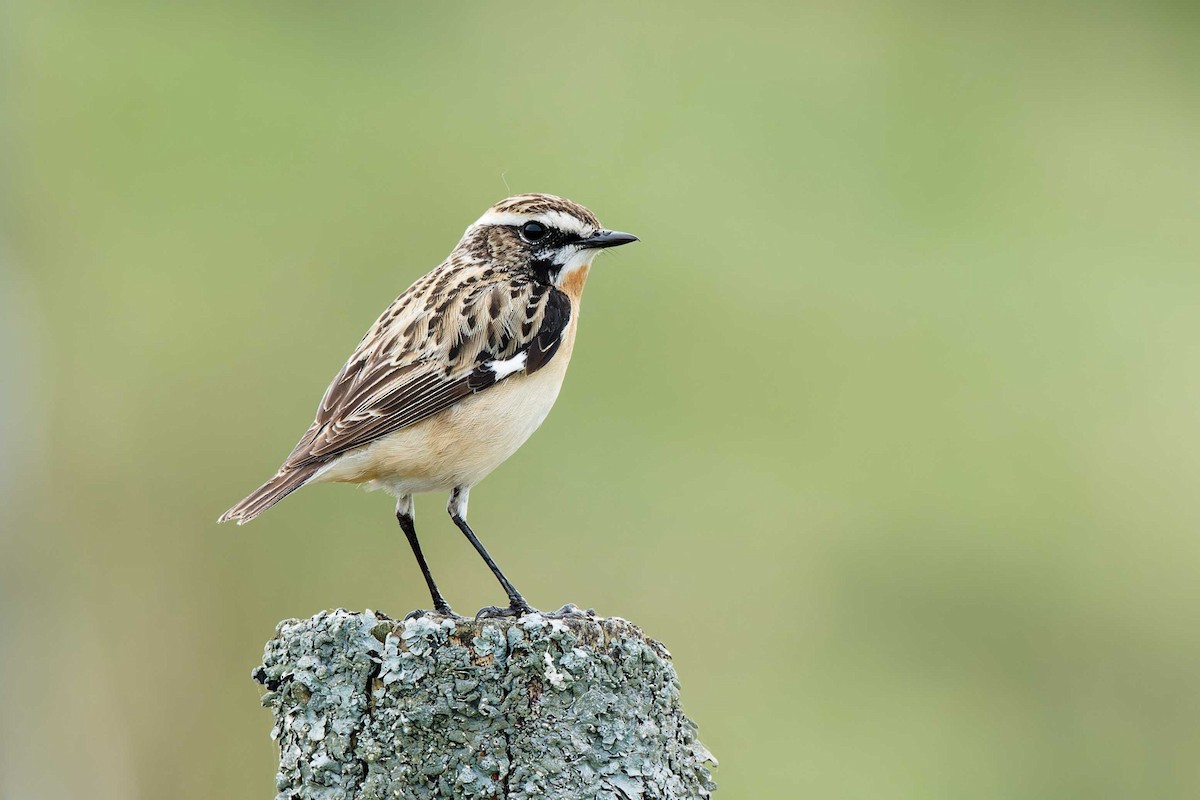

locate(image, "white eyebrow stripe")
(471, 209), (594, 237)
(485, 351), (528, 380)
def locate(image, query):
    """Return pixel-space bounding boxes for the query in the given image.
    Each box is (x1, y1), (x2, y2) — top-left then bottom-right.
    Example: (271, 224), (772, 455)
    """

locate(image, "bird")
(218, 193), (638, 617)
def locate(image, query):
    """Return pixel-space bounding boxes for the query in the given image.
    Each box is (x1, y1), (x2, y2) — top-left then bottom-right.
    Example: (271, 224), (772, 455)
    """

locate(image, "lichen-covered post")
(254, 608), (717, 799)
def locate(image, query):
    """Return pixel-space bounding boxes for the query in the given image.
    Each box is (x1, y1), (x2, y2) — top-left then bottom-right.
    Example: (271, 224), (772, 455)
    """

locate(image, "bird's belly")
(316, 349), (573, 495)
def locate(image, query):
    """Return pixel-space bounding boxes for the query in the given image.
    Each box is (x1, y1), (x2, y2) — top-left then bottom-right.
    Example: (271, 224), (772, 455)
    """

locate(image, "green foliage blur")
(3, 2), (1200, 797)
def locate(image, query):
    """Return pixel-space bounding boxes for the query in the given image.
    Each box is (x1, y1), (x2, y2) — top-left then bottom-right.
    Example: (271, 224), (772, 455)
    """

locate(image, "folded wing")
(284, 274), (571, 469)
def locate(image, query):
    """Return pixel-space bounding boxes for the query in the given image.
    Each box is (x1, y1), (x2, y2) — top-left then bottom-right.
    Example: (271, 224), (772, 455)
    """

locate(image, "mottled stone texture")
(254, 608), (716, 800)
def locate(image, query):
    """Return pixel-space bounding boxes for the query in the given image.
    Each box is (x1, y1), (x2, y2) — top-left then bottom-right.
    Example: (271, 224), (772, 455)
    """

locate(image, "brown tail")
(217, 462), (322, 525)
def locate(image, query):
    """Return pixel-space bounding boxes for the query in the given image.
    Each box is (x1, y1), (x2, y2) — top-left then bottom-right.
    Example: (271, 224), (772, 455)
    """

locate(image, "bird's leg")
(447, 487), (535, 617)
(396, 495), (454, 616)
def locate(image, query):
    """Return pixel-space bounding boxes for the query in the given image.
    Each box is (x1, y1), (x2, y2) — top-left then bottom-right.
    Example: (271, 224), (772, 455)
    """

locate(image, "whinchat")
(219, 194), (638, 616)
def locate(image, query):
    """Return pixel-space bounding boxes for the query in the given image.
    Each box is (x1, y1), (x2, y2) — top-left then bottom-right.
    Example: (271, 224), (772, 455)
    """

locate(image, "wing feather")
(282, 266), (571, 468)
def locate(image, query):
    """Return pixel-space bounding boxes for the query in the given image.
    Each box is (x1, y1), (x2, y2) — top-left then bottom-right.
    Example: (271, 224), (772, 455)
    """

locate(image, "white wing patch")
(486, 351), (528, 380)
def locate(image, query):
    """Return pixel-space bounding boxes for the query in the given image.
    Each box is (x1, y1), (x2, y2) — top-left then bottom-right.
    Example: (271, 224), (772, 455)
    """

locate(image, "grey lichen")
(255, 608), (717, 800)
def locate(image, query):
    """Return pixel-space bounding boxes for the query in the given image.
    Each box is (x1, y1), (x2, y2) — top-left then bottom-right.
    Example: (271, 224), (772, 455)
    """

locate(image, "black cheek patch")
(529, 257), (558, 286)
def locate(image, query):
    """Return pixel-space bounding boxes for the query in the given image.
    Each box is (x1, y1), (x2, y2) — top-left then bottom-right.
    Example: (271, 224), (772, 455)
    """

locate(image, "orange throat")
(559, 262), (591, 301)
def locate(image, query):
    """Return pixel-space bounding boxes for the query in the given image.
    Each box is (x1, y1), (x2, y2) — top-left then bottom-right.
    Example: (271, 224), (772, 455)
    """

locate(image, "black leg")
(447, 487), (533, 616)
(396, 507), (453, 615)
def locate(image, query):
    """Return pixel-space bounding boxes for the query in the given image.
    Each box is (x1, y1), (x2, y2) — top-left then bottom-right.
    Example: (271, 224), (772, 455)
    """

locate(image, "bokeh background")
(3, 2), (1200, 797)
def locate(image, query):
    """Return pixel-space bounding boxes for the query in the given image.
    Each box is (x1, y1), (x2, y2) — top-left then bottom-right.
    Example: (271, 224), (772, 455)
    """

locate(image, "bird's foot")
(543, 603), (596, 620)
(404, 605), (463, 621)
(475, 600), (537, 620)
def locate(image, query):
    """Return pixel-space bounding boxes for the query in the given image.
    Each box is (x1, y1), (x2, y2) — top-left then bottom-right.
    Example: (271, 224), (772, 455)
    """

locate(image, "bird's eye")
(519, 221), (548, 242)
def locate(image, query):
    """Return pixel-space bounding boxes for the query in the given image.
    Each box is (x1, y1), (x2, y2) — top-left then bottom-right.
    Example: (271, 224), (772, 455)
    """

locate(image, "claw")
(404, 607), (463, 621)
(543, 603), (594, 620)
(475, 601), (538, 620)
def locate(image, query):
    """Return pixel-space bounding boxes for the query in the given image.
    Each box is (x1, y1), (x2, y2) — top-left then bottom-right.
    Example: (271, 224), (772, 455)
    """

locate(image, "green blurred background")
(3, 1), (1200, 797)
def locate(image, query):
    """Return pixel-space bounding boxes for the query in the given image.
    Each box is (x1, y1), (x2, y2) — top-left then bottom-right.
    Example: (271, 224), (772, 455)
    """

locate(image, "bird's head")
(461, 193), (638, 288)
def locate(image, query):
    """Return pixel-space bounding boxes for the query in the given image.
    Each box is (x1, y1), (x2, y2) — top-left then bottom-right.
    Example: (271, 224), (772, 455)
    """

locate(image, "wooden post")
(254, 607), (717, 799)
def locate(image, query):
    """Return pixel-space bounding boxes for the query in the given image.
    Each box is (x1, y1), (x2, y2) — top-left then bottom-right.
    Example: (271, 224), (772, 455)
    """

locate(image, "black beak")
(578, 229), (639, 249)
